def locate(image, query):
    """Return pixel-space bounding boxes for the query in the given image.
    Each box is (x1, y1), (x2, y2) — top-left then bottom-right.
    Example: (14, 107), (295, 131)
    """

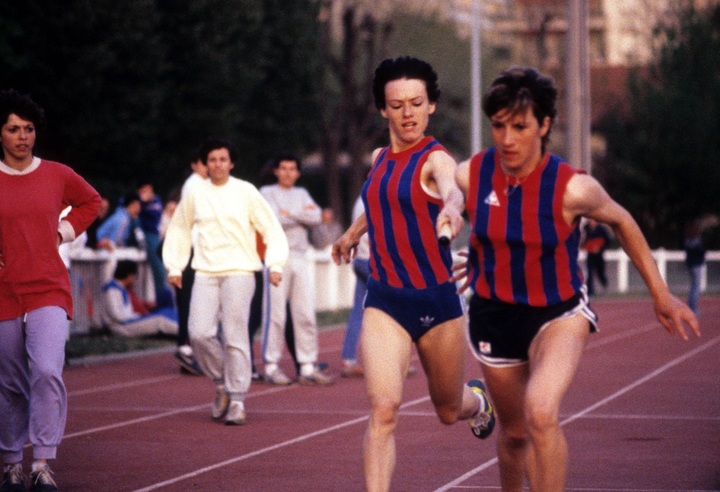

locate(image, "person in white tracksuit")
(260, 155), (333, 386)
(163, 138), (289, 426)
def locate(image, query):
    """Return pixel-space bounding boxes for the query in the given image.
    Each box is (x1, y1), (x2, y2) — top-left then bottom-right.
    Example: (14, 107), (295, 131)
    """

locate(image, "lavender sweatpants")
(0, 306), (68, 463)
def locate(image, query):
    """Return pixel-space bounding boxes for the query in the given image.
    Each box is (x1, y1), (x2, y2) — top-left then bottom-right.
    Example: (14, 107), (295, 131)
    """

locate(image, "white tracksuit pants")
(262, 254), (318, 368)
(189, 273), (255, 400)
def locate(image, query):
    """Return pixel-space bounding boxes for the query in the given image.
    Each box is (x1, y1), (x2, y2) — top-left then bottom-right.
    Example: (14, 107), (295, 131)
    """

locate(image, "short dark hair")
(113, 260), (138, 280)
(271, 153), (302, 172)
(0, 89), (46, 129)
(122, 192), (141, 208)
(482, 66), (558, 153)
(372, 56), (440, 110)
(199, 137), (237, 165)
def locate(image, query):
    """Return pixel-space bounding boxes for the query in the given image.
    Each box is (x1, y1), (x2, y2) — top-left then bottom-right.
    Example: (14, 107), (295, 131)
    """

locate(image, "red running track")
(32, 295), (720, 491)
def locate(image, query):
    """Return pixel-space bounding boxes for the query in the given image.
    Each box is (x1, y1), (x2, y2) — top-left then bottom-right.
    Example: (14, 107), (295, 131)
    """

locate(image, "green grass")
(65, 309), (352, 360)
(65, 332), (175, 360)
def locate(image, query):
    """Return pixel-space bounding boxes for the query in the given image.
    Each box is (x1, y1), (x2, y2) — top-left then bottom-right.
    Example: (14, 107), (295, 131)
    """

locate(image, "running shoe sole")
(467, 379), (496, 439)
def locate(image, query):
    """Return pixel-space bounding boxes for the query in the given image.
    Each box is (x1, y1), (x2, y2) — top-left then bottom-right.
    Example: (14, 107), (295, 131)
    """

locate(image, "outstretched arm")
(564, 173), (700, 340)
(426, 150), (465, 242)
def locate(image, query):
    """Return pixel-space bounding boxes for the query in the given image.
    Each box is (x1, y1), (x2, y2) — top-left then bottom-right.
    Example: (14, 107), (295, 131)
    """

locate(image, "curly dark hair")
(0, 89), (46, 128)
(372, 56), (441, 110)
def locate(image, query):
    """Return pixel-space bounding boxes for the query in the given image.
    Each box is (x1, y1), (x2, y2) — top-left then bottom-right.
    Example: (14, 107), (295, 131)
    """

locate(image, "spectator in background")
(85, 197), (113, 251)
(582, 218), (611, 296)
(102, 260), (178, 338)
(260, 154), (332, 386)
(683, 222), (705, 314)
(340, 196), (369, 378)
(172, 150), (207, 376)
(96, 192), (143, 248)
(159, 198), (177, 241)
(138, 180), (171, 307)
(163, 138), (288, 425)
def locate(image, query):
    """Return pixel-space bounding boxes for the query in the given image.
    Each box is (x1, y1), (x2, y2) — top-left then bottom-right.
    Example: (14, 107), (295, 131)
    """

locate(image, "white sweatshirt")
(163, 177), (288, 276)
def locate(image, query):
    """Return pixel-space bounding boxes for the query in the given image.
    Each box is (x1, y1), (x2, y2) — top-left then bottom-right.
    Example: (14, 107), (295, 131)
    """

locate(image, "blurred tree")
(0, 0), (165, 196)
(316, 0), (471, 224)
(598, 3), (720, 248)
(0, 0), (323, 201)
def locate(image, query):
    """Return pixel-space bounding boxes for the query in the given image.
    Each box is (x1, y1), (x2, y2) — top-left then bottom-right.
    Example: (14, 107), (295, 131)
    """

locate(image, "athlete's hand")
(450, 250), (471, 294)
(332, 232), (358, 265)
(436, 203), (464, 244)
(653, 291), (701, 340)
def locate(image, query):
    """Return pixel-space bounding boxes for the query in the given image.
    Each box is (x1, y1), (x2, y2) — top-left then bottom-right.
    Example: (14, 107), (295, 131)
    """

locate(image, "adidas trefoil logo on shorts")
(420, 315), (435, 328)
(484, 190), (500, 207)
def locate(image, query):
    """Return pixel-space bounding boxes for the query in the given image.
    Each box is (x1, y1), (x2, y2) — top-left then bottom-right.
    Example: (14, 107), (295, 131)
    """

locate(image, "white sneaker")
(298, 370), (334, 386)
(211, 385), (230, 420)
(265, 368), (292, 386)
(225, 401), (246, 426)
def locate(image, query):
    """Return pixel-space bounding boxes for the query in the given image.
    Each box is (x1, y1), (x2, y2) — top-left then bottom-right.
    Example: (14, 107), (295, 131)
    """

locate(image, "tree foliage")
(598, 3), (720, 247)
(316, 1), (471, 223)
(0, 0), (323, 201)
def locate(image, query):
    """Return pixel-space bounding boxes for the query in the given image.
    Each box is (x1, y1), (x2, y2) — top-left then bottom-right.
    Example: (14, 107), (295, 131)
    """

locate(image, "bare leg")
(525, 314), (589, 492)
(481, 363), (530, 492)
(416, 316), (480, 424)
(360, 308), (413, 492)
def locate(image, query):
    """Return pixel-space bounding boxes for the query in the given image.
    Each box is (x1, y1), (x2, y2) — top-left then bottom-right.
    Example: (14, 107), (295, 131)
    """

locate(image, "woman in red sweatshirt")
(0, 89), (101, 491)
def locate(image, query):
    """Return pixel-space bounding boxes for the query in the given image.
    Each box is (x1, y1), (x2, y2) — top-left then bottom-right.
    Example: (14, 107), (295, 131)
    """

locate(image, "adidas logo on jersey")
(484, 190), (500, 207)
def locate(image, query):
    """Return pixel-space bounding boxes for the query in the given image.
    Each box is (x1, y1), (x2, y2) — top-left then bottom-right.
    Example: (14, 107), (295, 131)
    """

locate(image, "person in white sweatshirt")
(260, 155), (333, 386)
(163, 138), (288, 426)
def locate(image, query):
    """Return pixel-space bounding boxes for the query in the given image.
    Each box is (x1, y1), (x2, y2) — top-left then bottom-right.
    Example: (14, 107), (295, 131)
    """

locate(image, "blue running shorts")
(365, 278), (464, 342)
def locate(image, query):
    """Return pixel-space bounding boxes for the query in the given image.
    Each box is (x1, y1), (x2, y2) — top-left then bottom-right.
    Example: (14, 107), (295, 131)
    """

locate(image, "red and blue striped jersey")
(466, 148), (585, 306)
(361, 136), (453, 289)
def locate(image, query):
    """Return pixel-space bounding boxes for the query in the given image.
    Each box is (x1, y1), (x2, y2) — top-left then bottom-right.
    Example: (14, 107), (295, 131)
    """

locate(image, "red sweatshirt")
(0, 158), (101, 320)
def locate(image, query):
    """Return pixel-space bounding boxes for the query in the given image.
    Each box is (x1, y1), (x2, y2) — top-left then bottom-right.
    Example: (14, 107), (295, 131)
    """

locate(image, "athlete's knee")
(435, 401), (462, 425)
(369, 396), (400, 430)
(524, 395), (559, 437)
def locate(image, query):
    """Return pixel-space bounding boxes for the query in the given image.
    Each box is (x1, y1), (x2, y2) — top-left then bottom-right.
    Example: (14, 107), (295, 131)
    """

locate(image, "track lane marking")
(432, 335), (720, 492)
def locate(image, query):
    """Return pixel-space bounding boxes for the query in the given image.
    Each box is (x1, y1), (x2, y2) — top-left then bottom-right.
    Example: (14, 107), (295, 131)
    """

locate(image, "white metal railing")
(69, 247), (718, 334)
(592, 249), (720, 293)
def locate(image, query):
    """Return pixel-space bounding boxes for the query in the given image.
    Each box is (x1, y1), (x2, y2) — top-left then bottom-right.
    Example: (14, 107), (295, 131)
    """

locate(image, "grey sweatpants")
(189, 273), (255, 401)
(0, 306), (68, 463)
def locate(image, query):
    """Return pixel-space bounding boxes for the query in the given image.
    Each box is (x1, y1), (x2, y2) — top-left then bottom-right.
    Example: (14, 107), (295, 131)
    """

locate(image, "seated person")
(96, 192), (143, 248)
(102, 260), (178, 338)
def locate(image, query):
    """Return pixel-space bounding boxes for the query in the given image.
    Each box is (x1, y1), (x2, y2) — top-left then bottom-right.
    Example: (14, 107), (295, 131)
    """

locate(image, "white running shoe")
(265, 368), (292, 386)
(211, 385), (230, 420)
(225, 401), (247, 426)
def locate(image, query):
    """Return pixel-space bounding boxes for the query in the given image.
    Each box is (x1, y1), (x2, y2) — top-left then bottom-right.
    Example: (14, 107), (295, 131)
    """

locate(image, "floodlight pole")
(470, 0), (482, 154)
(566, 0), (592, 173)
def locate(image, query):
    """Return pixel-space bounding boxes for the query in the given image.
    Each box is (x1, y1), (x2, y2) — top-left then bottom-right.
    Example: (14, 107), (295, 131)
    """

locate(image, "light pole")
(566, 0), (591, 173)
(470, 0), (482, 154)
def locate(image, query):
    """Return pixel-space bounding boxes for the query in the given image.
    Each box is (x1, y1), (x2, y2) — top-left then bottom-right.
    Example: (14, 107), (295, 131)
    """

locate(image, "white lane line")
(432, 335), (720, 492)
(23, 385), (294, 449)
(131, 395), (431, 492)
(68, 375), (179, 397)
